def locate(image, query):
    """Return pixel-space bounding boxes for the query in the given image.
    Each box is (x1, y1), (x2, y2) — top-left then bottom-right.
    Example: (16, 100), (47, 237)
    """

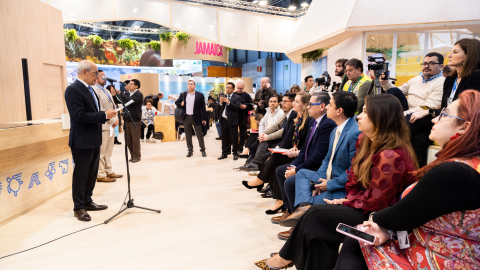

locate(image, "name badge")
(397, 230), (410, 249)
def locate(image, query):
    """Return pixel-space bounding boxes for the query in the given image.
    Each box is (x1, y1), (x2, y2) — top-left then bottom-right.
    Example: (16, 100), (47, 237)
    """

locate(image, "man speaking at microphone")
(65, 60), (118, 222)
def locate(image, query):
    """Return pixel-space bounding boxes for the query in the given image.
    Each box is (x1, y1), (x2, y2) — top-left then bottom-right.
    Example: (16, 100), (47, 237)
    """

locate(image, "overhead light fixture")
(259, 1), (267, 6)
(252, 0), (259, 3)
(288, 5), (296, 10)
(101, 24), (108, 28)
(300, 2), (309, 8)
(133, 26), (140, 29)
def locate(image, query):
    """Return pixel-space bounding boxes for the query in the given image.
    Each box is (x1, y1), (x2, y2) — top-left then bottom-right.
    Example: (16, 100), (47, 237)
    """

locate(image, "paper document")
(109, 125), (114, 137)
(250, 129), (259, 134)
(116, 105), (123, 112)
(268, 148), (289, 153)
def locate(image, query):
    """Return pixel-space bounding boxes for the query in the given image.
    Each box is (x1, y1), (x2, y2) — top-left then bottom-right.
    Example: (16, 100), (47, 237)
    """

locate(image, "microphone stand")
(104, 83), (161, 224)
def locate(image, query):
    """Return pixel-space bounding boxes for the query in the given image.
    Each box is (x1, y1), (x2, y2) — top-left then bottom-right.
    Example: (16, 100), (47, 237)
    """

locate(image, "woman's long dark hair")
(352, 94), (418, 188)
(451, 38), (480, 78)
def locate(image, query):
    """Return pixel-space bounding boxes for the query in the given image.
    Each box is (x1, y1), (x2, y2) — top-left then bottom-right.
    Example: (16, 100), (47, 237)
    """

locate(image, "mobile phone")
(310, 181), (317, 191)
(336, 223), (376, 245)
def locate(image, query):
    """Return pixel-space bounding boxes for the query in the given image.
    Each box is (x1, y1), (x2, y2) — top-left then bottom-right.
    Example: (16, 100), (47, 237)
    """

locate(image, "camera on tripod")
(367, 56), (392, 95)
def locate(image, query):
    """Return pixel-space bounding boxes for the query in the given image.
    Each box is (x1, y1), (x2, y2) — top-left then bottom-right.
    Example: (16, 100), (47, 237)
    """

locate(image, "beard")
(336, 70), (344, 77)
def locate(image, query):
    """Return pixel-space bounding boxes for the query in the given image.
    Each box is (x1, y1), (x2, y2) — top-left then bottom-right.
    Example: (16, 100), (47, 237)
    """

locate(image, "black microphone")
(102, 76), (124, 83)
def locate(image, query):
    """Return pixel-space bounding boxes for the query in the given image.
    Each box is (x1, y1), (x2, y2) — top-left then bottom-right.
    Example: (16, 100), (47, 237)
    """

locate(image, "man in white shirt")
(258, 95), (283, 134)
(381, 52), (445, 116)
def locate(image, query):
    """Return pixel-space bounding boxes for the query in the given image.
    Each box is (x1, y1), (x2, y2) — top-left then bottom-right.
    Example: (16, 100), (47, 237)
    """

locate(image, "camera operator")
(335, 58), (348, 89)
(342, 58), (372, 114)
(303, 75), (315, 93)
(380, 52), (445, 117)
(254, 77), (275, 115)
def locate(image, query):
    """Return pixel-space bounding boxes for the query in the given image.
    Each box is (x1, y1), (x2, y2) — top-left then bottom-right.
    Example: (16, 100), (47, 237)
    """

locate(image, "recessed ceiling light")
(132, 7), (138, 13)
(288, 5), (296, 10)
(133, 26), (140, 29)
(300, 2), (309, 8)
(252, 0), (259, 3)
(259, 1), (267, 6)
(101, 25), (108, 28)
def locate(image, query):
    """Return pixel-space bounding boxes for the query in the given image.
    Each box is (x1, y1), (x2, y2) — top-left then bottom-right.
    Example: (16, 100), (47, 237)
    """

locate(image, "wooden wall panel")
(0, 0), (66, 124)
(207, 67), (242, 78)
(161, 36), (228, 63)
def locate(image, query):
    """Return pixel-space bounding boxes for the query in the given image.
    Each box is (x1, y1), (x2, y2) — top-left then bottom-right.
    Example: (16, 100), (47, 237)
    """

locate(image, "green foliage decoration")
(226, 47), (233, 52)
(64, 29), (79, 42)
(176, 32), (191, 47)
(301, 48), (326, 63)
(149, 41), (161, 51)
(87, 35), (102, 47)
(160, 32), (174, 46)
(117, 39), (134, 50)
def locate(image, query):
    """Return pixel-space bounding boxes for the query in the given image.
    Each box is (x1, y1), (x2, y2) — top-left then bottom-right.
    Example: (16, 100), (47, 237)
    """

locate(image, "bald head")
(261, 77), (270, 89)
(236, 80), (245, 93)
(77, 60), (98, 85)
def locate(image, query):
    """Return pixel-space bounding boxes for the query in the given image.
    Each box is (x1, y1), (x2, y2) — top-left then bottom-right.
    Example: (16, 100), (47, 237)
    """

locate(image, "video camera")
(315, 71), (331, 89)
(367, 56), (391, 95)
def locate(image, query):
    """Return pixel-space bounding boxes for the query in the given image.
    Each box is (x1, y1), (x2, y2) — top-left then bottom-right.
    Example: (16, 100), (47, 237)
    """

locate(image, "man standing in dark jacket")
(254, 77), (275, 115)
(112, 79), (144, 163)
(65, 60), (118, 222)
(235, 80), (253, 153)
(218, 82), (242, 160)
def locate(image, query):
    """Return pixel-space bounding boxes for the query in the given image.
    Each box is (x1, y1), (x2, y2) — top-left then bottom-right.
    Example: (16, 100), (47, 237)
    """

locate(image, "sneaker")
(150, 138), (156, 143)
(180, 134), (185, 140)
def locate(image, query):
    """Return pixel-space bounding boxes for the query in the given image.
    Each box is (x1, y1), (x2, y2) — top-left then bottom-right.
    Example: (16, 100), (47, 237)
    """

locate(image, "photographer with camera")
(343, 58), (372, 114)
(380, 52), (445, 116)
(254, 77), (275, 115)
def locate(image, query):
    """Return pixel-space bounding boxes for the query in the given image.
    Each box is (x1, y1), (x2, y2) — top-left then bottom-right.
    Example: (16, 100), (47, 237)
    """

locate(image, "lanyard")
(96, 84), (113, 103)
(348, 76), (363, 93)
(449, 78), (459, 101)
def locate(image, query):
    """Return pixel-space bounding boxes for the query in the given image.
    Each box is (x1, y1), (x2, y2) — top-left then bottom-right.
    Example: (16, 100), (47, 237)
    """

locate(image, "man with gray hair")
(254, 77), (275, 115)
(234, 80), (254, 153)
(65, 60), (117, 222)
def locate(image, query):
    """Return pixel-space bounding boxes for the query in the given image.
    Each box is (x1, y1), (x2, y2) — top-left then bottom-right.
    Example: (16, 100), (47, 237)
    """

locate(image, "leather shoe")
(261, 189), (273, 198)
(259, 183), (271, 193)
(74, 209), (91, 222)
(187, 151), (193, 157)
(215, 136), (222, 140)
(131, 158), (141, 163)
(107, 173), (123, 178)
(233, 154), (239, 160)
(270, 253), (278, 258)
(239, 163), (260, 171)
(277, 227), (294, 240)
(279, 205), (311, 227)
(97, 176), (116, 182)
(201, 151), (207, 157)
(85, 202), (108, 211)
(218, 154), (228, 160)
(271, 210), (290, 224)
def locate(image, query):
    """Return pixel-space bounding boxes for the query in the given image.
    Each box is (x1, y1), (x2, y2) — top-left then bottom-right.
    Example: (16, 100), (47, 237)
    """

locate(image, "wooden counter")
(0, 119), (72, 225)
(154, 115), (176, 142)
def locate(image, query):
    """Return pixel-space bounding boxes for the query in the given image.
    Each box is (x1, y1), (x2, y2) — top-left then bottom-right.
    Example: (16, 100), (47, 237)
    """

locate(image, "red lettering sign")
(194, 41), (224, 56)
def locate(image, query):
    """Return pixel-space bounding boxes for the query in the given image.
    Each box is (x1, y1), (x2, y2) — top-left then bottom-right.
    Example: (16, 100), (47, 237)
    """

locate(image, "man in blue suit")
(280, 91), (361, 227)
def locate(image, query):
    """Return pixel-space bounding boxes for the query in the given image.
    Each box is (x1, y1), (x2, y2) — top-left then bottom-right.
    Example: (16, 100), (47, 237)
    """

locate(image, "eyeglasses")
(308, 102), (323, 107)
(87, 70), (99, 76)
(438, 108), (466, 122)
(419, 62), (440, 67)
(280, 100), (293, 103)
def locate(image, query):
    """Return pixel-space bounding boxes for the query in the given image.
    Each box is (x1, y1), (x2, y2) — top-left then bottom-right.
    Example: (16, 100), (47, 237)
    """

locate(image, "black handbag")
(174, 92), (186, 122)
(153, 132), (164, 140)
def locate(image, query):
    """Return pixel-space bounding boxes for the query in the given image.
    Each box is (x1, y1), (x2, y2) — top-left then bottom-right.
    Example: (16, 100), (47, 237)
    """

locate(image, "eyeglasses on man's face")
(420, 62), (440, 67)
(438, 108), (466, 122)
(280, 100), (292, 104)
(308, 102), (323, 107)
(87, 70), (99, 76)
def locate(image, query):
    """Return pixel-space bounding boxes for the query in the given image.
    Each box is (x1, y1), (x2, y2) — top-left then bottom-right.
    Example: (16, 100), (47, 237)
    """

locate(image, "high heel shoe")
(265, 204), (285, 215)
(242, 181), (264, 191)
(254, 258), (294, 270)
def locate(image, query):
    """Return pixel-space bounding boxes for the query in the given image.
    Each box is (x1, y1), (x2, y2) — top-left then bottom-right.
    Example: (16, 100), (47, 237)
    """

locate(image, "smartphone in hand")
(336, 223), (376, 245)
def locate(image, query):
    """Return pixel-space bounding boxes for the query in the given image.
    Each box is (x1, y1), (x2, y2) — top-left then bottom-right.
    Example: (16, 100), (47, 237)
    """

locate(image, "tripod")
(104, 84), (161, 224)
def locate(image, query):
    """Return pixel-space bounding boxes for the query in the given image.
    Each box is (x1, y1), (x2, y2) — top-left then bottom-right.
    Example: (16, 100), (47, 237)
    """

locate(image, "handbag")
(174, 92), (186, 122)
(153, 132), (164, 140)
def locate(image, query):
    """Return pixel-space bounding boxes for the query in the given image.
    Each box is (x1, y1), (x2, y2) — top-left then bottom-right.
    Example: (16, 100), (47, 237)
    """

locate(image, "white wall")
(327, 33), (365, 81)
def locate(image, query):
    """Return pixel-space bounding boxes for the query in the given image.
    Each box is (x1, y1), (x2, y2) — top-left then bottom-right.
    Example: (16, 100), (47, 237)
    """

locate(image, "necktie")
(88, 86), (99, 111)
(305, 122), (319, 160)
(326, 129), (341, 180)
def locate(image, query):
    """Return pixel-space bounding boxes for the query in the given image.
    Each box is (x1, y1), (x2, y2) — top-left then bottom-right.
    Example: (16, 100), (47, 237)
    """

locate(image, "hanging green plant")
(149, 40), (161, 51)
(176, 32), (190, 47)
(64, 29), (79, 42)
(160, 32), (174, 46)
(301, 48), (326, 63)
(226, 47), (233, 52)
(117, 39), (134, 50)
(87, 35), (102, 47)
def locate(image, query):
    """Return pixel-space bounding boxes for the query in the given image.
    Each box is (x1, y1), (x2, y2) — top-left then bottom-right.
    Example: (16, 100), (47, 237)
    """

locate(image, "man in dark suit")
(218, 82), (242, 160)
(272, 92), (337, 238)
(151, 92), (164, 109)
(64, 60), (118, 222)
(112, 79), (144, 163)
(175, 80), (208, 157)
(235, 80), (254, 153)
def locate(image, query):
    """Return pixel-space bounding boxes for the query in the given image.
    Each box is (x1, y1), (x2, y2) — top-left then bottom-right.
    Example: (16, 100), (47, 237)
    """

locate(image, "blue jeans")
(216, 121), (222, 137)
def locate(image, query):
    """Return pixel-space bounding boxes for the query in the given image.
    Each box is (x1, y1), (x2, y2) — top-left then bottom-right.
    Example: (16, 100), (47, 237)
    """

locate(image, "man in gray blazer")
(92, 71), (123, 182)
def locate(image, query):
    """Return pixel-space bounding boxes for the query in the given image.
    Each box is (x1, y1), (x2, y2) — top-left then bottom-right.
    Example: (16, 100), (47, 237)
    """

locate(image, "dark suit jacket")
(220, 93), (241, 125)
(291, 115), (337, 172)
(235, 92), (254, 117)
(65, 80), (108, 149)
(439, 70), (480, 114)
(278, 111), (299, 149)
(115, 90), (144, 122)
(175, 91), (208, 126)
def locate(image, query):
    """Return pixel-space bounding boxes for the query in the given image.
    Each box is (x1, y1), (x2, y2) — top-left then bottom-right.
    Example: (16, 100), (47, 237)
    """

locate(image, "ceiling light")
(133, 26), (140, 29)
(132, 7), (138, 13)
(101, 24), (108, 28)
(300, 2), (309, 8)
(288, 5), (296, 10)
(252, 0), (259, 3)
(259, 1), (267, 6)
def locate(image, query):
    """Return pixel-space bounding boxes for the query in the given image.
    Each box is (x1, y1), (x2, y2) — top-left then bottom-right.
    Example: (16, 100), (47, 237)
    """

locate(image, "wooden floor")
(0, 130), (295, 269)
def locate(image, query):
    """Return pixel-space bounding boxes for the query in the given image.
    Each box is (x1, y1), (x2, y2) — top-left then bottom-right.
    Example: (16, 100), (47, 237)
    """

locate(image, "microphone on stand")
(102, 76), (126, 84)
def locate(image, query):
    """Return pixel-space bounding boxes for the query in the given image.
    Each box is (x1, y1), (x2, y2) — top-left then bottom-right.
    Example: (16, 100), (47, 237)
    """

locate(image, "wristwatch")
(428, 108), (436, 117)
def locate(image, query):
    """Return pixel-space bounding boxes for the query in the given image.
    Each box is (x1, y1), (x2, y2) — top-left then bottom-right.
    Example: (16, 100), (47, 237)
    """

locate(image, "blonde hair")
(294, 92), (311, 132)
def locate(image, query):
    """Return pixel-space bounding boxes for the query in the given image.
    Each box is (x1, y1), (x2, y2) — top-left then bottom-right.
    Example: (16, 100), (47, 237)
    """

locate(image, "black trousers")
(334, 236), (369, 270)
(252, 139), (281, 164)
(406, 114), (434, 167)
(257, 153), (294, 200)
(220, 118), (239, 155)
(141, 123), (155, 139)
(238, 115), (248, 152)
(386, 87), (409, 111)
(279, 204), (368, 270)
(71, 147), (100, 211)
(184, 115), (206, 152)
(245, 133), (258, 149)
